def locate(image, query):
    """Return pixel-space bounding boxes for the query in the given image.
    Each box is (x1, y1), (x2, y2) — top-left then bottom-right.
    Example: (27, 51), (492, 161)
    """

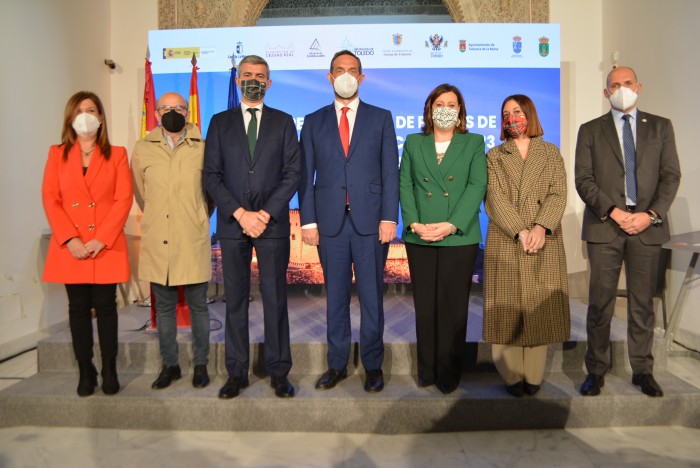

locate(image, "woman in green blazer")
(399, 83), (487, 393)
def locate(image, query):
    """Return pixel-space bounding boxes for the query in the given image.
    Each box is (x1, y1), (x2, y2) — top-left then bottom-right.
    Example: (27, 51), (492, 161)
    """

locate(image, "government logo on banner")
(539, 37), (550, 57)
(307, 39), (325, 58)
(512, 35), (522, 55)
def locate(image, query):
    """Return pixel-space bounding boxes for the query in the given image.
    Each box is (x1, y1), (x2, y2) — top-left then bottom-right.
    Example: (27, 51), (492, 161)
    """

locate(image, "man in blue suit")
(299, 50), (400, 393)
(204, 55), (300, 399)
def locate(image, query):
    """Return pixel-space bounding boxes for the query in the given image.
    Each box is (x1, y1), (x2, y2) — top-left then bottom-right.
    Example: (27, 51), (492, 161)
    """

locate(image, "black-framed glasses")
(157, 105), (188, 114)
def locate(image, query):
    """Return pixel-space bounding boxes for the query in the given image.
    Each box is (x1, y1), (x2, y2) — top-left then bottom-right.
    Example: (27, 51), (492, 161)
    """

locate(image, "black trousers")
(405, 242), (478, 387)
(65, 284), (118, 362)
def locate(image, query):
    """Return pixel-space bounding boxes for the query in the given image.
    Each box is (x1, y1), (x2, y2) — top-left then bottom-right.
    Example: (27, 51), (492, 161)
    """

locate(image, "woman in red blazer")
(42, 91), (133, 396)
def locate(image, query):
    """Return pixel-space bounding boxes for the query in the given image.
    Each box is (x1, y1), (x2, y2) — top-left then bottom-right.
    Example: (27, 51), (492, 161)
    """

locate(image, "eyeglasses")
(157, 105), (188, 114)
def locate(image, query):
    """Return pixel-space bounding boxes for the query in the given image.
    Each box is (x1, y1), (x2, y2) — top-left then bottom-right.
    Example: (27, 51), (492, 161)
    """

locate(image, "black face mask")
(161, 111), (186, 133)
(240, 79), (267, 102)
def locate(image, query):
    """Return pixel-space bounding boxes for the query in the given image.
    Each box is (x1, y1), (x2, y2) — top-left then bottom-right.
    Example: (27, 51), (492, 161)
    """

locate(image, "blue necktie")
(622, 114), (637, 204)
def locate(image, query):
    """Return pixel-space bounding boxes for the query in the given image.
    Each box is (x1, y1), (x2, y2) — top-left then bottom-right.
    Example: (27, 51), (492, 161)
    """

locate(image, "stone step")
(1, 370), (697, 433)
(36, 300), (667, 376)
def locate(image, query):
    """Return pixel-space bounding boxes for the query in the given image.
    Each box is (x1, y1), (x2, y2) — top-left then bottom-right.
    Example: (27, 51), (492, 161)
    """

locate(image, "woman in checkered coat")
(483, 94), (570, 397)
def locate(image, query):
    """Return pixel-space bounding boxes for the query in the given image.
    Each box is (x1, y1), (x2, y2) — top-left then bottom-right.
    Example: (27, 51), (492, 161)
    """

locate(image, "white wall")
(0, 0), (112, 359)
(600, 0), (700, 349)
(550, 0), (604, 298)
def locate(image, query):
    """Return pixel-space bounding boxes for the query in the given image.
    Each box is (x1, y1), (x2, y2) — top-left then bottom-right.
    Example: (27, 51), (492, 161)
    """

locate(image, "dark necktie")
(247, 108), (258, 160)
(339, 107), (350, 156)
(622, 114), (637, 204)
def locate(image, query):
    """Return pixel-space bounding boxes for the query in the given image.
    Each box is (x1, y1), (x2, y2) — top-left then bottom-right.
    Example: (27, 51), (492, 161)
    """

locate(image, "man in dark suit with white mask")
(575, 66), (681, 397)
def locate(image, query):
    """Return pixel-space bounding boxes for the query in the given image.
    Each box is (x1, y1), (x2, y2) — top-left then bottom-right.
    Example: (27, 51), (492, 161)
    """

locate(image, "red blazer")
(42, 144), (133, 284)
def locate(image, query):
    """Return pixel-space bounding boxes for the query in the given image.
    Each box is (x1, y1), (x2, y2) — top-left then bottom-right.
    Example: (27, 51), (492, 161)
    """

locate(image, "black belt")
(625, 205), (636, 212)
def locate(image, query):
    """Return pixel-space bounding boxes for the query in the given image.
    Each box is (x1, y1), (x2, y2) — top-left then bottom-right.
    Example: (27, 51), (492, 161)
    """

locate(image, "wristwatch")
(448, 223), (457, 235)
(647, 211), (663, 226)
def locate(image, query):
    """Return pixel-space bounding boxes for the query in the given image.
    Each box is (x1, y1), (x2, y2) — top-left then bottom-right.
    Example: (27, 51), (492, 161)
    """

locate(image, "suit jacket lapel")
(321, 104), (346, 160)
(420, 134), (447, 192)
(347, 102), (367, 160)
(250, 106), (271, 169)
(635, 110), (649, 166)
(229, 107), (252, 168)
(601, 111), (624, 168)
(438, 133), (466, 177)
(84, 145), (104, 192)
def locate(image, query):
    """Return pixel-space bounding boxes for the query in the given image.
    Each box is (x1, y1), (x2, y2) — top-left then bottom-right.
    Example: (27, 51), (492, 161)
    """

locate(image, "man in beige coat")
(132, 92), (212, 390)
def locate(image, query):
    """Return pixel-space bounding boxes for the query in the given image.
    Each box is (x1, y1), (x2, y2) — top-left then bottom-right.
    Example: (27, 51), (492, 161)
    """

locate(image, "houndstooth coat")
(483, 137), (570, 346)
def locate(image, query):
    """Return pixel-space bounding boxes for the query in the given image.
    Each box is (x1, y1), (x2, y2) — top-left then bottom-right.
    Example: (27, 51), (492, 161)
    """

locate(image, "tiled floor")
(1, 348), (699, 467)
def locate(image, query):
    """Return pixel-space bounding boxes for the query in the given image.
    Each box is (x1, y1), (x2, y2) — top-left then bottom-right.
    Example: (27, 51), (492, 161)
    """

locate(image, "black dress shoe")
(315, 368), (348, 390)
(632, 373), (663, 397)
(271, 376), (295, 398)
(580, 373), (604, 396)
(523, 382), (541, 396)
(417, 377), (435, 388)
(152, 365), (182, 390)
(364, 369), (384, 393)
(218, 376), (249, 399)
(192, 365), (210, 388)
(436, 380), (459, 395)
(505, 381), (524, 397)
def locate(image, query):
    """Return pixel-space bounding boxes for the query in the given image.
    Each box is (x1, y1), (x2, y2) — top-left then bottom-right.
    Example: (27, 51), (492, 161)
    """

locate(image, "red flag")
(141, 55), (157, 138)
(189, 54), (201, 131)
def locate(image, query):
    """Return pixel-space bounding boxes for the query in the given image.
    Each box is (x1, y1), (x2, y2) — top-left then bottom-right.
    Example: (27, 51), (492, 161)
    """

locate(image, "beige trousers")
(492, 344), (548, 386)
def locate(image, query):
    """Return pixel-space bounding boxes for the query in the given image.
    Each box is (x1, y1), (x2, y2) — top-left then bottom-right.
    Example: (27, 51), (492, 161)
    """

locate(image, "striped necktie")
(621, 114), (637, 203)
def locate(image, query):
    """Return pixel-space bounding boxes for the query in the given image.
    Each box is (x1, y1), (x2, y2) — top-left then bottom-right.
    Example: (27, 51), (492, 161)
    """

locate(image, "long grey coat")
(483, 137), (570, 346)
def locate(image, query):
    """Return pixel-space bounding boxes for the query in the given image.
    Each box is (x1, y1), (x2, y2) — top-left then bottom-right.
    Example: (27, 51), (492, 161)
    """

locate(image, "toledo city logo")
(512, 36), (522, 54)
(459, 40), (467, 53)
(392, 33), (403, 46)
(426, 34), (448, 51)
(539, 37), (550, 57)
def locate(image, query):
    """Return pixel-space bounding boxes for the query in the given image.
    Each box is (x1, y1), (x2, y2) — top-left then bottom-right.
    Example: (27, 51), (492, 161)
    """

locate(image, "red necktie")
(340, 107), (350, 205)
(340, 107), (350, 156)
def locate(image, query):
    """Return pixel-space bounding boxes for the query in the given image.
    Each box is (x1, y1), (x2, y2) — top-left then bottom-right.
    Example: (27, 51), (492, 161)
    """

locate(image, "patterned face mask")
(240, 79), (267, 102)
(432, 107), (459, 130)
(503, 113), (528, 138)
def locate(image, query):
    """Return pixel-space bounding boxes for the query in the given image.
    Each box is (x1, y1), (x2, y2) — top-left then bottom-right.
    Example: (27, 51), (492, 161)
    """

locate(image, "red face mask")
(503, 113), (528, 138)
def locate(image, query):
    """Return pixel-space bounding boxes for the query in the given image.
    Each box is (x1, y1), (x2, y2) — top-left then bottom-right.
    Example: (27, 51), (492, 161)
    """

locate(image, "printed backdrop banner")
(149, 23), (560, 242)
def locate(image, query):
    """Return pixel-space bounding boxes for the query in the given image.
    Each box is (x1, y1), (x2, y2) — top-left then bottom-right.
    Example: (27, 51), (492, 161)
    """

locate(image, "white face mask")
(608, 86), (638, 112)
(432, 107), (459, 130)
(72, 112), (101, 137)
(332, 72), (359, 99)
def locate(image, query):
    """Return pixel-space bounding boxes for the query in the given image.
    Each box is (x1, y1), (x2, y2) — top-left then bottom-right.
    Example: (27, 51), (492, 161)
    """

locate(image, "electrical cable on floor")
(128, 318), (223, 332)
(0, 347), (37, 365)
(673, 339), (700, 356)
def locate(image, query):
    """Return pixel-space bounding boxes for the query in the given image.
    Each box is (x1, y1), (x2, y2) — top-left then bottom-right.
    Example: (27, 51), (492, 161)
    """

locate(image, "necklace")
(80, 145), (95, 156)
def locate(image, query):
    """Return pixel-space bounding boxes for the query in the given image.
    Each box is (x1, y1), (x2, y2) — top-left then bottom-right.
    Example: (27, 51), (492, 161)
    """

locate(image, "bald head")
(157, 92), (188, 109)
(606, 66), (638, 89)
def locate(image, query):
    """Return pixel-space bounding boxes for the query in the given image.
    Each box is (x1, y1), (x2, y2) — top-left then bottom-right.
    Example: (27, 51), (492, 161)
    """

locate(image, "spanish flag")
(188, 54), (201, 131)
(140, 52), (157, 138)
